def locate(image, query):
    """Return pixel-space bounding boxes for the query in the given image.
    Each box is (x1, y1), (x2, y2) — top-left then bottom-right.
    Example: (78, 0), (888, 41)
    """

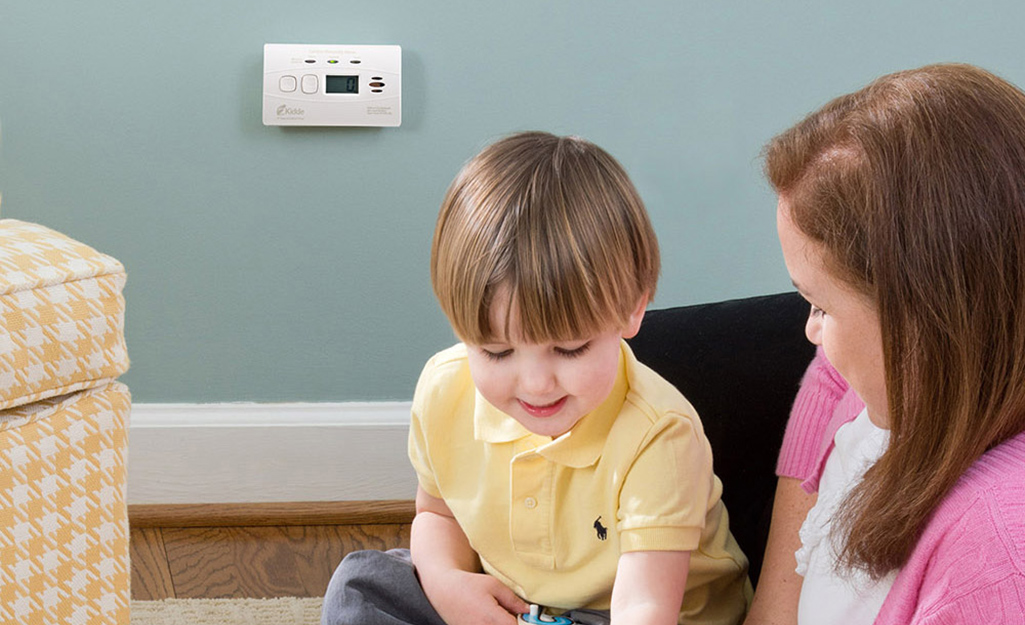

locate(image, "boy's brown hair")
(431, 131), (660, 344)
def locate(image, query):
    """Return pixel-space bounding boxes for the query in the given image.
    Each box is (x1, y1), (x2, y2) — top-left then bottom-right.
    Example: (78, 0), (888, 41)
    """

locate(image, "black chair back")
(628, 292), (815, 586)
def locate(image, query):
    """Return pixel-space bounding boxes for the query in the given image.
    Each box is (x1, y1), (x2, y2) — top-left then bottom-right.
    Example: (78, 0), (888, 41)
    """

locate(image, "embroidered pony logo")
(594, 516), (608, 541)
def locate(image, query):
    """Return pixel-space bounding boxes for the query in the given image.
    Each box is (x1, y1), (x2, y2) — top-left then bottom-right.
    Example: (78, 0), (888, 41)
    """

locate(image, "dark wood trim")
(129, 500), (415, 528)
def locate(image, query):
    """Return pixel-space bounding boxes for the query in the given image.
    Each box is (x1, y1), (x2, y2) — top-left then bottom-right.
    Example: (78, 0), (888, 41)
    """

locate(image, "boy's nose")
(520, 364), (557, 396)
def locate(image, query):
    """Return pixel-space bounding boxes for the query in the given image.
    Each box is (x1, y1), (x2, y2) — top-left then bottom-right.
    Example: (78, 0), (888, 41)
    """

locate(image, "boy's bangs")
(446, 270), (619, 346)
(504, 281), (613, 344)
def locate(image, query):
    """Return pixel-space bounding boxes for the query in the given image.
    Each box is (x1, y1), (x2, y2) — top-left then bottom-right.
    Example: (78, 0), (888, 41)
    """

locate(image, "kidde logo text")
(277, 104), (304, 117)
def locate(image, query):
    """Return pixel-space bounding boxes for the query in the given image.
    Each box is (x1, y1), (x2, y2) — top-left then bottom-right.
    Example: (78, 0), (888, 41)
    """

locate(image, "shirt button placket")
(510, 453), (551, 563)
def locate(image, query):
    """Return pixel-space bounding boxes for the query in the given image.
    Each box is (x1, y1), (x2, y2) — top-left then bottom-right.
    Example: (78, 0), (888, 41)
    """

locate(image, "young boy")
(321, 132), (751, 625)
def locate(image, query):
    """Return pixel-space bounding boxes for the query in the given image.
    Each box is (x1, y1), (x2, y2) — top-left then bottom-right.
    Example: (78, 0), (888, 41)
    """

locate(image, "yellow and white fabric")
(0, 220), (128, 410)
(0, 383), (130, 624)
(0, 220), (130, 625)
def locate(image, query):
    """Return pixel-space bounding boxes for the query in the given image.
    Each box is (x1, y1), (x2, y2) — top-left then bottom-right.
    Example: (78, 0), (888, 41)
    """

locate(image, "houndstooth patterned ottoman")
(0, 220), (130, 624)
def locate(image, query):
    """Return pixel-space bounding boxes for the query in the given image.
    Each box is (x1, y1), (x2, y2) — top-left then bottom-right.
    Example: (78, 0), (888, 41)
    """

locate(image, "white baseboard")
(127, 402), (417, 505)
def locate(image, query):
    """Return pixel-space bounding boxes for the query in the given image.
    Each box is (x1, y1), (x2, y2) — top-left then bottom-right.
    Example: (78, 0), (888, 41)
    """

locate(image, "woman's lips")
(518, 396), (568, 418)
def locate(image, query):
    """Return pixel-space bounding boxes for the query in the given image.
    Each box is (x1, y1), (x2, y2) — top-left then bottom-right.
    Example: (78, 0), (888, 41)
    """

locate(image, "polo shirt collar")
(474, 394), (533, 443)
(473, 341), (630, 468)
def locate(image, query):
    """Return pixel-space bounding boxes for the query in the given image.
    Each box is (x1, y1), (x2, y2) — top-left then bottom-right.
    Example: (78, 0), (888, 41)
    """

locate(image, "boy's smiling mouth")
(518, 397), (568, 418)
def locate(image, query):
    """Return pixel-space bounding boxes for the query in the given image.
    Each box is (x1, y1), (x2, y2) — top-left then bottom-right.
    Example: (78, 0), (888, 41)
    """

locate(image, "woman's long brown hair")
(765, 64), (1025, 578)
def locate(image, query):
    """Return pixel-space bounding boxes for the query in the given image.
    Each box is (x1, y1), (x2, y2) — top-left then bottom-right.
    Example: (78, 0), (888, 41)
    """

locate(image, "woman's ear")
(620, 294), (649, 339)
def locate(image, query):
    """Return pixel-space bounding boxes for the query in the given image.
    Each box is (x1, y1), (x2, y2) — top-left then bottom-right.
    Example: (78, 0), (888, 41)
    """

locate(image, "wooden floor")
(129, 502), (413, 601)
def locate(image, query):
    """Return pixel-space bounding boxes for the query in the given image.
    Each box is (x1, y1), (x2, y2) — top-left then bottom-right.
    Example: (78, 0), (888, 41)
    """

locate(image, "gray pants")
(321, 549), (611, 625)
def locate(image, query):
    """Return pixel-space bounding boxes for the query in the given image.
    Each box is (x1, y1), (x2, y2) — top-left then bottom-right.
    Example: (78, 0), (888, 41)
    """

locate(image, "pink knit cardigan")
(778, 350), (1025, 624)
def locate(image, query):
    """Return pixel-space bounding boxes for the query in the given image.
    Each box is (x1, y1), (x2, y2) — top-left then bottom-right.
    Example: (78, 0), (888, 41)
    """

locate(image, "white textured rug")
(130, 597), (323, 625)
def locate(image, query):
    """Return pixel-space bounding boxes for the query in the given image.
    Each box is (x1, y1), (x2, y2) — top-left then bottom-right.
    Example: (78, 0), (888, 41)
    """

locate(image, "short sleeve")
(407, 359), (443, 498)
(408, 405), (441, 498)
(617, 414), (713, 553)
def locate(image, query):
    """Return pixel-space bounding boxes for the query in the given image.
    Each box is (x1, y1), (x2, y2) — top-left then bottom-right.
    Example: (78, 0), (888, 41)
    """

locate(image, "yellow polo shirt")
(408, 341), (751, 624)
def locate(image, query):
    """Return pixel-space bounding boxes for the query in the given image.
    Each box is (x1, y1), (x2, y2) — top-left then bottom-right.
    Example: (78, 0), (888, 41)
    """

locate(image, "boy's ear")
(620, 294), (649, 339)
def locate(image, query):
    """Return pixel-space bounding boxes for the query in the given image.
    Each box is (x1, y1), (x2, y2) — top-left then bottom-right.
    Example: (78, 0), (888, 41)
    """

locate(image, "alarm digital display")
(326, 75), (359, 94)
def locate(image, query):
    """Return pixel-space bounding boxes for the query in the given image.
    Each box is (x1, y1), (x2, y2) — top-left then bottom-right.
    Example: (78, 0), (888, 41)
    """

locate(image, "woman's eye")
(555, 343), (591, 359)
(482, 348), (512, 362)
(810, 304), (826, 318)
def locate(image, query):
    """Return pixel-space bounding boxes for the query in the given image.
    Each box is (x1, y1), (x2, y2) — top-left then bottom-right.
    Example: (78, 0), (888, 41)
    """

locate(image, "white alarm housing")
(262, 44), (401, 127)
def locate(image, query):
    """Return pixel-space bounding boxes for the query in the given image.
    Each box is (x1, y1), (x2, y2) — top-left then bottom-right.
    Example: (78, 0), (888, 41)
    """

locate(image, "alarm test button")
(301, 74), (318, 94)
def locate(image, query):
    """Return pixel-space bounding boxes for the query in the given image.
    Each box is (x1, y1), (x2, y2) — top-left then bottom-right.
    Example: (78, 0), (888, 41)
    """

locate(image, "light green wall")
(1, 1), (1023, 402)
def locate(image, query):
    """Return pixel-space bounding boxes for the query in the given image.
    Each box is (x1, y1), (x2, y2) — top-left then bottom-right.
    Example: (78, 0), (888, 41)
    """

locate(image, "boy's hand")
(420, 568), (528, 625)
(411, 485), (529, 625)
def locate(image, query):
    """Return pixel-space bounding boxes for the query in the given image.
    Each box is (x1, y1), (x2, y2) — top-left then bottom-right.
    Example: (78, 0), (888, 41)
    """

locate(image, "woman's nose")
(805, 310), (823, 346)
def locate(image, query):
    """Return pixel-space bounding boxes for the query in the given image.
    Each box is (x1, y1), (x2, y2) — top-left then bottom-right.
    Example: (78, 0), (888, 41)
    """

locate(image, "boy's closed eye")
(554, 341), (592, 358)
(481, 347), (513, 362)
(478, 341), (593, 362)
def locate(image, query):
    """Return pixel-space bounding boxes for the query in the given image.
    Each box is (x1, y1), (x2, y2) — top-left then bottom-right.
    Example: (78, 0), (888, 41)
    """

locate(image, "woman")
(746, 63), (1025, 624)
